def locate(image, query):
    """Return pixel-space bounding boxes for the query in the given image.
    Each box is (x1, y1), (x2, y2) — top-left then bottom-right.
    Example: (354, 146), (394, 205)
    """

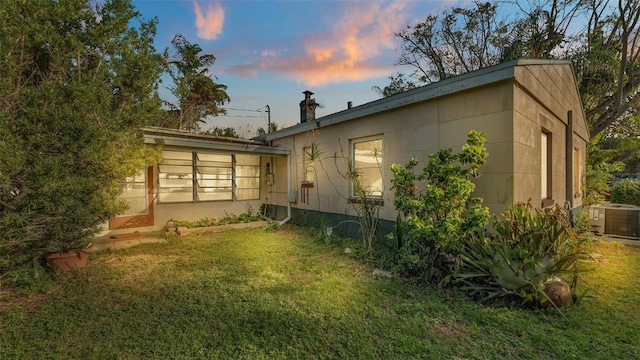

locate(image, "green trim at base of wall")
(262, 204), (586, 246)
(262, 204), (396, 244)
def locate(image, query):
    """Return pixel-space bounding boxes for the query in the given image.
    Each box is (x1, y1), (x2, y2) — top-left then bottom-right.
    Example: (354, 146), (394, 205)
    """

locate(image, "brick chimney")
(299, 90), (318, 123)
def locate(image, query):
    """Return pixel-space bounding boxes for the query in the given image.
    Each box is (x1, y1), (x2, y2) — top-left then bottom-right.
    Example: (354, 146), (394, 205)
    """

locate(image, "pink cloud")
(193, 1), (224, 40)
(227, 0), (412, 86)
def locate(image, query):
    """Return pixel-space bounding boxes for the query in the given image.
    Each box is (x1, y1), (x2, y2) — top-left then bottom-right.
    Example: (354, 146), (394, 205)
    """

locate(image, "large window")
(159, 150), (260, 203)
(351, 137), (383, 197)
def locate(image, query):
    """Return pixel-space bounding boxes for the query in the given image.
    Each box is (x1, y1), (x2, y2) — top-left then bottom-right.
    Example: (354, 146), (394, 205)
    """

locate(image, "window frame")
(573, 146), (581, 198)
(350, 136), (384, 199)
(541, 130), (554, 207)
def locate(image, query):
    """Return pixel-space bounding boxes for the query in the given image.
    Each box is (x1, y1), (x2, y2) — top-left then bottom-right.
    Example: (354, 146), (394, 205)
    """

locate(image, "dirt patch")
(432, 320), (471, 338)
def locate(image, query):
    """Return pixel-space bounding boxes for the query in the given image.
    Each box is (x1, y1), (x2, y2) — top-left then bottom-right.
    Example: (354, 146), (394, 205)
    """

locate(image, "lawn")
(1, 226), (639, 359)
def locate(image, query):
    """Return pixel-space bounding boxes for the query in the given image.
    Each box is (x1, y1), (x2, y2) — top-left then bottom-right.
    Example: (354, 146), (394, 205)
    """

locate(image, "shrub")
(0, 0), (165, 278)
(389, 130), (490, 282)
(456, 202), (593, 309)
(610, 178), (640, 206)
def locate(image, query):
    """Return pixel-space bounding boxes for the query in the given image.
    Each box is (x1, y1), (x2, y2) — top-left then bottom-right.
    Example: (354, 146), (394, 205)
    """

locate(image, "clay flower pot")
(45, 246), (92, 272)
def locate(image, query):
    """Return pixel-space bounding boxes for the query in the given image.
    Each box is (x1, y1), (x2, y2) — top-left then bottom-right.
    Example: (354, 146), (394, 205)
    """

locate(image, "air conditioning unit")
(590, 204), (640, 239)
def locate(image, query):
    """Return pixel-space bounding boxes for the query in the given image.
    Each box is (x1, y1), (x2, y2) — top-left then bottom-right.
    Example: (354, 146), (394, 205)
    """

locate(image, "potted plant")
(42, 230), (94, 272)
(44, 243), (93, 272)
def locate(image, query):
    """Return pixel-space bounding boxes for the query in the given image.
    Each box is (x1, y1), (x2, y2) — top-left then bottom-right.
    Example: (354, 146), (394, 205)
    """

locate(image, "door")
(109, 166), (155, 230)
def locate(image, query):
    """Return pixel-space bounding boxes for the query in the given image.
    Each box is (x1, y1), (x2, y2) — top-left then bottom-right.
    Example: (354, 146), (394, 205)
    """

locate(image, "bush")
(389, 131), (490, 282)
(610, 179), (640, 205)
(0, 0), (165, 279)
(456, 202), (593, 309)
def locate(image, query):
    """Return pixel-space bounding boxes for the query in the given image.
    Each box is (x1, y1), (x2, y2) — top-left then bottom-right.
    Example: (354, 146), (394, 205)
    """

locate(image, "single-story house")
(97, 59), (589, 238)
(96, 127), (289, 237)
(257, 59), (589, 233)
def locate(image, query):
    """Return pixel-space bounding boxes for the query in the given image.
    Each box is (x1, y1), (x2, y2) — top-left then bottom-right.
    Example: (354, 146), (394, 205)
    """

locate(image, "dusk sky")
(132, 0), (467, 135)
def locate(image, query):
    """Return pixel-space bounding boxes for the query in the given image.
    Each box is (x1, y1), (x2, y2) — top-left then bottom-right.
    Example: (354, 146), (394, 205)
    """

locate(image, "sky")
(132, 0), (464, 135)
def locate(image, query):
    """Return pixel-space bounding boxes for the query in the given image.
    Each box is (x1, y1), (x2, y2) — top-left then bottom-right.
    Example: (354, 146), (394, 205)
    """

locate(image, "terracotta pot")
(45, 248), (91, 272)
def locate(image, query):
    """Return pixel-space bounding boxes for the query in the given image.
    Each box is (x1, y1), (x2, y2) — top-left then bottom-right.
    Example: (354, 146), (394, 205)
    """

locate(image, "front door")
(109, 166), (155, 230)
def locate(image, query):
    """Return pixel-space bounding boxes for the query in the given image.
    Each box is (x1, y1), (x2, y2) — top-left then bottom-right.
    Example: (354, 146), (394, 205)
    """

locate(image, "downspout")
(279, 153), (292, 225)
(566, 111), (574, 207)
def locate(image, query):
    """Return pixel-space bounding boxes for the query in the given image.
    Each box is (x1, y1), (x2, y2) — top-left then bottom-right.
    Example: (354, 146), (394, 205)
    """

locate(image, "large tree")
(395, 1), (510, 83)
(164, 34), (230, 132)
(393, 0), (640, 139)
(0, 0), (165, 277)
(573, 0), (640, 137)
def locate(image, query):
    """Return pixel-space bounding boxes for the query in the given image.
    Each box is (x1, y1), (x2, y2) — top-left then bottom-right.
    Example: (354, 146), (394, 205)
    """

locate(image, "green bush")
(456, 203), (592, 308)
(389, 131), (490, 282)
(171, 209), (267, 229)
(0, 0), (165, 279)
(610, 178), (640, 205)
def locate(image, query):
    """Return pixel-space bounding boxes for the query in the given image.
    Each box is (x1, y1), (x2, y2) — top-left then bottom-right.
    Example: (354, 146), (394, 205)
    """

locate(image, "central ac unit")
(590, 204), (640, 239)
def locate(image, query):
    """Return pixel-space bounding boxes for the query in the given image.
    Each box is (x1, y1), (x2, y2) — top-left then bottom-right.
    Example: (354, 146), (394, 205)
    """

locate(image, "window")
(117, 170), (147, 216)
(159, 150), (194, 202)
(573, 147), (581, 198)
(196, 153), (233, 201)
(351, 137), (383, 197)
(158, 150), (260, 203)
(541, 132), (551, 200)
(235, 155), (260, 200)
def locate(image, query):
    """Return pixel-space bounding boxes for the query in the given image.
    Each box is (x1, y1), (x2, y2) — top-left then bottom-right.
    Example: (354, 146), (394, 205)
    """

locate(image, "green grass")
(1, 226), (639, 359)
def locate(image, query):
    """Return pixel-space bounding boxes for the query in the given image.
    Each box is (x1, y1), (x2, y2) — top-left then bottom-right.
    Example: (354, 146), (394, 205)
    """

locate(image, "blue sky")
(132, 0), (464, 134)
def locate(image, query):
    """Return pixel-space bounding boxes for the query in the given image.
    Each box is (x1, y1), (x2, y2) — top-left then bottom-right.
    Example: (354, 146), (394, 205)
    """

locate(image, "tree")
(372, 73), (418, 98)
(256, 122), (279, 136)
(585, 136), (624, 204)
(206, 126), (239, 138)
(395, 0), (640, 139)
(395, 1), (510, 83)
(0, 0), (165, 278)
(500, 0), (580, 60)
(166, 34), (230, 132)
(573, 0), (640, 137)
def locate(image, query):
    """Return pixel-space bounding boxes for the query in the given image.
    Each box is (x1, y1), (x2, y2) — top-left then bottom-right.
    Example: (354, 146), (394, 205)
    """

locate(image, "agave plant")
(456, 202), (592, 309)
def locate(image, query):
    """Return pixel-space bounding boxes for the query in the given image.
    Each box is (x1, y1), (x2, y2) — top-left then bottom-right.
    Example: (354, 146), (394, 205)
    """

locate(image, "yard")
(1, 226), (639, 359)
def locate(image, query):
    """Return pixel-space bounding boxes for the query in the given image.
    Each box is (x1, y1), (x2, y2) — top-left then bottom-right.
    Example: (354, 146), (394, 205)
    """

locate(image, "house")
(97, 59), (589, 238)
(96, 127), (289, 237)
(256, 59), (589, 234)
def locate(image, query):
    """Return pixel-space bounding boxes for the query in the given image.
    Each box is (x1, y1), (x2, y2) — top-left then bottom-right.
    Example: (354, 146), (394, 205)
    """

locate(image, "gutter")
(279, 152), (292, 225)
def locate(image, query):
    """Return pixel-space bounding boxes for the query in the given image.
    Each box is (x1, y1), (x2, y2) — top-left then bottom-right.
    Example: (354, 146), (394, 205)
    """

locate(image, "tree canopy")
(391, 0), (640, 139)
(0, 0), (165, 278)
(164, 34), (230, 132)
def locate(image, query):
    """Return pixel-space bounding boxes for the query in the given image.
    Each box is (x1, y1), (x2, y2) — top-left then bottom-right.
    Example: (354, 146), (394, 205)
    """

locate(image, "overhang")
(143, 127), (289, 156)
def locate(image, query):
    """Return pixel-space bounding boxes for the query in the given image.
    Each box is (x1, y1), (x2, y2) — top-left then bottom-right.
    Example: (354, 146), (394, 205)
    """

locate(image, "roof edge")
(256, 59), (576, 142)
